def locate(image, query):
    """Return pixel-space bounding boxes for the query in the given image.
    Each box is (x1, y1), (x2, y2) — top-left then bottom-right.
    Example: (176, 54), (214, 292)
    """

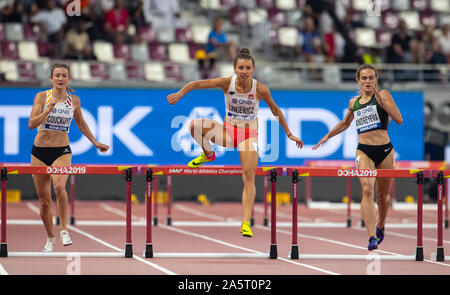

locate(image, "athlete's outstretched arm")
(72, 95), (109, 152)
(313, 97), (356, 150)
(259, 83), (303, 148)
(166, 77), (231, 105)
(374, 88), (403, 125)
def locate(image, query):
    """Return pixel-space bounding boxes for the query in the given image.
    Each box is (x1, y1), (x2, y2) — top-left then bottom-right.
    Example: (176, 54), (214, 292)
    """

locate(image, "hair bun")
(239, 48), (250, 55)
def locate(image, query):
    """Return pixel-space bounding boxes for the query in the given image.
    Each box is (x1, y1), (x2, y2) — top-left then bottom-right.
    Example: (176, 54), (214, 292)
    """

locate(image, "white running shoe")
(60, 230), (72, 246)
(43, 237), (55, 252)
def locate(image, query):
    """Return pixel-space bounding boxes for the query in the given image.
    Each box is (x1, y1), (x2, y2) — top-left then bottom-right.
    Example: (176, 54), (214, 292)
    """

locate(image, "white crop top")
(224, 75), (259, 122)
(37, 89), (74, 133)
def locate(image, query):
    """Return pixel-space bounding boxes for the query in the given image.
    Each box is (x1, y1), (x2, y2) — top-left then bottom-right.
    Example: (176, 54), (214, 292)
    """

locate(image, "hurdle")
(286, 167), (430, 261)
(0, 165), (137, 258)
(432, 169), (449, 261)
(140, 165), (283, 259)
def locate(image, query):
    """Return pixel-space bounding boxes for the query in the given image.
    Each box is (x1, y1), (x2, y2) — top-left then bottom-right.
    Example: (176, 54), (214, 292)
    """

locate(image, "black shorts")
(357, 142), (393, 167)
(31, 145), (72, 166)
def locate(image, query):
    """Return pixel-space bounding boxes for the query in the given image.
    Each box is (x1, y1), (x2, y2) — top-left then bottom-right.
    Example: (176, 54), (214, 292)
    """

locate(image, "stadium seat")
(0, 60), (18, 81)
(382, 10), (401, 29)
(420, 10), (438, 27)
(220, 0), (237, 7)
(392, 0), (410, 10)
(322, 65), (341, 85)
(165, 64), (183, 81)
(399, 10), (421, 30)
(144, 62), (165, 82)
(5, 23), (24, 41)
(230, 6), (248, 26)
(126, 63), (145, 80)
(275, 0), (296, 10)
(90, 63), (109, 80)
(93, 41), (115, 62)
(277, 26), (298, 47)
(168, 43), (192, 63)
(130, 43), (149, 62)
(238, 0), (256, 9)
(363, 13), (382, 29)
(190, 24), (211, 44)
(267, 7), (286, 26)
(149, 43), (168, 61)
(285, 10), (302, 27)
(18, 41), (40, 61)
(410, 0), (429, 11)
(376, 30), (393, 48)
(113, 43), (131, 60)
(1, 41), (19, 59)
(439, 13), (450, 27)
(108, 63), (127, 80)
(351, 0), (371, 11)
(354, 27), (377, 47)
(37, 41), (53, 57)
(18, 62), (37, 81)
(248, 9), (268, 26)
(257, 0), (274, 9)
(175, 28), (193, 42)
(70, 62), (92, 81)
(23, 23), (42, 41)
(0, 24), (5, 41)
(200, 0), (226, 10)
(430, 0), (450, 12)
(155, 27), (175, 43)
(138, 25), (156, 42)
(218, 63), (234, 77)
(181, 63), (200, 81)
(34, 62), (51, 81)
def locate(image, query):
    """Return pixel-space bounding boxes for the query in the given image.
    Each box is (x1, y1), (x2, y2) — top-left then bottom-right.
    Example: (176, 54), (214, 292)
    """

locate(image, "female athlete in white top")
(28, 63), (109, 252)
(167, 48), (303, 237)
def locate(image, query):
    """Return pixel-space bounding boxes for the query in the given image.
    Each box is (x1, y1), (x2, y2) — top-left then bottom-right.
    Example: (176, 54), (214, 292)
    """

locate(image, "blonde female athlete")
(28, 63), (109, 252)
(167, 48), (303, 237)
(313, 64), (403, 250)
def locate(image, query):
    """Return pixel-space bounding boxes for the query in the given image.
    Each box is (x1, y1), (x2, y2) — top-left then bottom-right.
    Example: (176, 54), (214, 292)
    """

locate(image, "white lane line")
(25, 202), (177, 275)
(0, 264), (8, 275)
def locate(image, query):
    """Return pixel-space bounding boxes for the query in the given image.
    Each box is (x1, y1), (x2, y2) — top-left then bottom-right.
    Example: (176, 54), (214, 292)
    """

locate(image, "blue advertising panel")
(0, 87), (423, 165)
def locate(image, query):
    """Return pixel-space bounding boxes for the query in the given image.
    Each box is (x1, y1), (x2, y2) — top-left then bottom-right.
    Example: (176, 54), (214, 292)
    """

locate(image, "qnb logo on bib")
(355, 105), (381, 134)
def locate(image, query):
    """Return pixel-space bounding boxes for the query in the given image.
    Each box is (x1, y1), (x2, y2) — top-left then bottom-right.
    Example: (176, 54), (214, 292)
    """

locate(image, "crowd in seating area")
(0, 0), (449, 84)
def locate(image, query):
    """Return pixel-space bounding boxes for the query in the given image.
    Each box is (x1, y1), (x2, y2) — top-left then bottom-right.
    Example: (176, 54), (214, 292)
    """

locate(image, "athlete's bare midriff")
(33, 130), (70, 147)
(358, 129), (390, 146)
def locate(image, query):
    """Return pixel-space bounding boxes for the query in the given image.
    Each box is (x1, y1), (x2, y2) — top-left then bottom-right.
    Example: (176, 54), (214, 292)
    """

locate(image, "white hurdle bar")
(7, 252), (124, 258)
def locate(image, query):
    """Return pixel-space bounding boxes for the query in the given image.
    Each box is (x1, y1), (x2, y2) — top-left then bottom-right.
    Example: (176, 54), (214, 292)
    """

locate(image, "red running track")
(0, 200), (449, 275)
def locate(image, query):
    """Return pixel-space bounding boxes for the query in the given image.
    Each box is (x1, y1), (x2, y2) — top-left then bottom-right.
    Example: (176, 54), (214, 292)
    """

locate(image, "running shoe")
(376, 226), (385, 245)
(368, 236), (378, 251)
(60, 229), (72, 246)
(240, 221), (253, 238)
(43, 237), (55, 252)
(187, 152), (216, 168)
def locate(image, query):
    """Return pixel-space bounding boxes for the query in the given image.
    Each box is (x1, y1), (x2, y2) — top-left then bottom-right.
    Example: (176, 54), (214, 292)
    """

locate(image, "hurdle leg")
(346, 177), (352, 228)
(436, 171), (445, 261)
(145, 169), (153, 258)
(290, 170), (299, 259)
(415, 172), (424, 261)
(125, 168), (133, 258)
(445, 179), (448, 229)
(166, 175), (172, 226)
(1, 168), (7, 257)
(269, 169), (277, 259)
(263, 175), (268, 226)
(153, 176), (158, 226)
(305, 176), (311, 207)
(70, 175), (75, 225)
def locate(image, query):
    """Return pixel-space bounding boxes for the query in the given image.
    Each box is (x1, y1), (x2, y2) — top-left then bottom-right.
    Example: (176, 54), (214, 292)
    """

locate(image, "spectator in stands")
(386, 20), (413, 63)
(30, 0), (68, 58)
(141, 0), (187, 31)
(438, 24), (450, 63)
(104, 0), (134, 43)
(204, 17), (237, 70)
(63, 18), (95, 60)
(426, 38), (448, 82)
(362, 47), (381, 64)
(129, 0), (147, 30)
(296, 16), (322, 64)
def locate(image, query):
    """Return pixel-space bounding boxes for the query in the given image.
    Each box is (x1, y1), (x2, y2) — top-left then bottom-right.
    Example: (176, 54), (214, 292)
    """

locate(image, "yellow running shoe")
(187, 152), (216, 168)
(240, 221), (253, 238)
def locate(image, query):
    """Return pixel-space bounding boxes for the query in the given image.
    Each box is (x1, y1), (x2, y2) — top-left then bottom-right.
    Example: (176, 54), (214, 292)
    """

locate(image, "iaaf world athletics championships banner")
(0, 88), (423, 165)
